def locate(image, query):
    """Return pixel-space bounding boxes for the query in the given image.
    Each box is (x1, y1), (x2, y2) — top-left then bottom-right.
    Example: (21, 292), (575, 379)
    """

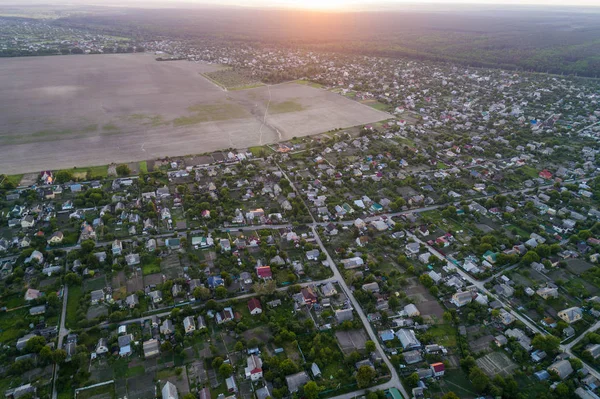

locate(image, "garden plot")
(476, 351), (518, 377)
(335, 329), (368, 355)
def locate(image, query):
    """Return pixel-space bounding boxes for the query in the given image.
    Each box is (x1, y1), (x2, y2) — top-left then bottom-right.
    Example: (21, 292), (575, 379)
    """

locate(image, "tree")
(532, 334), (560, 354)
(365, 340), (376, 353)
(116, 164), (131, 176)
(469, 367), (490, 393)
(419, 274), (434, 288)
(356, 365), (376, 388)
(55, 170), (74, 183)
(64, 272), (82, 286)
(303, 381), (323, 399)
(522, 251), (540, 266)
(161, 341), (173, 352)
(218, 363), (233, 377)
(52, 349), (67, 364)
(215, 286), (228, 299)
(406, 372), (420, 388)
(441, 393), (460, 399)
(212, 357), (224, 370)
(193, 286), (211, 300)
(25, 336), (46, 353)
(80, 239), (96, 253)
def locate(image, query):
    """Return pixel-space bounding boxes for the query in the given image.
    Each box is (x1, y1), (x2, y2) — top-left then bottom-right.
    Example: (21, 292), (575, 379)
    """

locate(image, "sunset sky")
(187, 0), (600, 9)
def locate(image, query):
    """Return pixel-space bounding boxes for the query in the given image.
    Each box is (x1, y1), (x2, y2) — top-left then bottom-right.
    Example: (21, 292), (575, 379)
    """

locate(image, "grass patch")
(0, 308), (28, 343)
(83, 276), (106, 293)
(58, 165), (108, 179)
(2, 293), (26, 309)
(270, 100), (305, 114)
(142, 255), (161, 276)
(364, 101), (390, 112)
(294, 79), (323, 89)
(3, 174), (23, 187)
(520, 165), (539, 179)
(248, 146), (271, 157)
(126, 365), (145, 378)
(427, 324), (457, 347)
(139, 161), (148, 173)
(66, 285), (83, 329)
(173, 102), (250, 126)
(437, 162), (448, 170)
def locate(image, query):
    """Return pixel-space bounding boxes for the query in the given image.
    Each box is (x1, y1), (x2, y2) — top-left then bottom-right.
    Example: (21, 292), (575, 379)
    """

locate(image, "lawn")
(1, 293), (26, 309)
(84, 276), (106, 293)
(58, 165), (108, 179)
(519, 165), (539, 179)
(126, 365), (145, 378)
(0, 308), (28, 343)
(248, 146), (272, 158)
(427, 324), (458, 347)
(139, 161), (148, 173)
(365, 101), (390, 112)
(3, 174), (23, 187)
(141, 255), (161, 276)
(66, 285), (83, 329)
(429, 369), (477, 398)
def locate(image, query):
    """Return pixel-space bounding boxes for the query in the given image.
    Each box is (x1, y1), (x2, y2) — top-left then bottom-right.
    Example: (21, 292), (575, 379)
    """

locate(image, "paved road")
(311, 226), (410, 399)
(52, 284), (69, 399)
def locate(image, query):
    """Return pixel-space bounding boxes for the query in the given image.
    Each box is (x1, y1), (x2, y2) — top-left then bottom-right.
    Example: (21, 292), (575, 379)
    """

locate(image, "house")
(24, 288), (42, 301)
(25, 250), (44, 264)
(112, 240), (123, 255)
(90, 289), (104, 305)
(256, 266), (273, 280)
(207, 275), (224, 289)
(286, 371), (310, 393)
(548, 359), (573, 380)
(301, 287), (318, 305)
(143, 339), (160, 358)
(21, 215), (35, 229)
(451, 291), (472, 307)
(160, 319), (174, 335)
(404, 304), (420, 317)
(118, 334), (133, 356)
(225, 376), (238, 393)
(430, 362), (445, 377)
(306, 249), (320, 261)
(248, 298), (263, 315)
(220, 238), (231, 252)
(197, 315), (207, 330)
(403, 350), (423, 365)
(536, 287), (558, 300)
(505, 328), (532, 351)
(126, 294), (139, 308)
(162, 381), (178, 399)
(321, 282), (337, 297)
(29, 305), (46, 316)
(585, 344), (600, 359)
(5, 384), (36, 399)
(498, 309), (516, 325)
(311, 363), (322, 378)
(405, 242), (420, 256)
(149, 290), (163, 304)
(341, 257), (365, 269)
(396, 329), (422, 350)
(216, 307), (234, 324)
(558, 307), (583, 324)
(362, 282), (380, 293)
(183, 316), (196, 334)
(198, 388), (211, 399)
(47, 231), (64, 245)
(245, 354), (263, 381)
(96, 338), (109, 355)
(125, 254), (140, 266)
(335, 308), (354, 322)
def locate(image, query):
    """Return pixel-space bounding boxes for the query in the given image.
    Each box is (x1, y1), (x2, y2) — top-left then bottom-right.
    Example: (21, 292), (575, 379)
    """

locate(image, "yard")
(66, 285), (83, 329)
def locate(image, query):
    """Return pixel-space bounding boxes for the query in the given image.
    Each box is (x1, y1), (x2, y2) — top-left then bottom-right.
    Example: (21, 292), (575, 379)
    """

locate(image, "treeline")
(52, 7), (600, 77)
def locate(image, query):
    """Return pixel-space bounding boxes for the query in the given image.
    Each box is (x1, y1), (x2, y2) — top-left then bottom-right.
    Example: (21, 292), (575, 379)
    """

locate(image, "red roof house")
(248, 298), (262, 315)
(539, 170), (553, 180)
(430, 362), (445, 377)
(256, 266), (272, 280)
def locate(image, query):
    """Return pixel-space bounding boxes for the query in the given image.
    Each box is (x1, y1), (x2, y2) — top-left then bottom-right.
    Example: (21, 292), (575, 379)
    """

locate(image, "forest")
(52, 6), (600, 77)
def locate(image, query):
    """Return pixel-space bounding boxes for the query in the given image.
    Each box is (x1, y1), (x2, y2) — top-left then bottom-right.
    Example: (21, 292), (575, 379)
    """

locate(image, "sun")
(278, 0), (349, 10)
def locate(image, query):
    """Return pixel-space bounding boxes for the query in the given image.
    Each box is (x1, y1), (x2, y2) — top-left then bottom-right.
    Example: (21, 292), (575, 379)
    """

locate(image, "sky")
(176, 0), (600, 9)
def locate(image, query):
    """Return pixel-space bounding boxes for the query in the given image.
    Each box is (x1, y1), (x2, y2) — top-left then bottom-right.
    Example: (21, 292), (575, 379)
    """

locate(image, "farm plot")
(335, 329), (368, 355)
(476, 351), (518, 377)
(0, 54), (389, 174)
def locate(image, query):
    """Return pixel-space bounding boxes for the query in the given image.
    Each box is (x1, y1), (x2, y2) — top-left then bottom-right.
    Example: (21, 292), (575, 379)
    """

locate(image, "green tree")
(55, 170), (74, 183)
(406, 372), (420, 388)
(365, 340), (376, 353)
(116, 164), (131, 176)
(303, 381), (323, 399)
(522, 251), (540, 265)
(469, 367), (490, 393)
(532, 334), (560, 354)
(215, 286), (228, 299)
(25, 336), (46, 353)
(218, 363), (233, 377)
(356, 365), (376, 388)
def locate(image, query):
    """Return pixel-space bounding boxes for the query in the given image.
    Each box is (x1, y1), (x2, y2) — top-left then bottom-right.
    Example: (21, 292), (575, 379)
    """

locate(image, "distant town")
(1, 10), (600, 399)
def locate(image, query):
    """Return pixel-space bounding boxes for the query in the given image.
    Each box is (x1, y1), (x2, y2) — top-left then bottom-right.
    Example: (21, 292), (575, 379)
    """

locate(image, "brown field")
(0, 53), (389, 174)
